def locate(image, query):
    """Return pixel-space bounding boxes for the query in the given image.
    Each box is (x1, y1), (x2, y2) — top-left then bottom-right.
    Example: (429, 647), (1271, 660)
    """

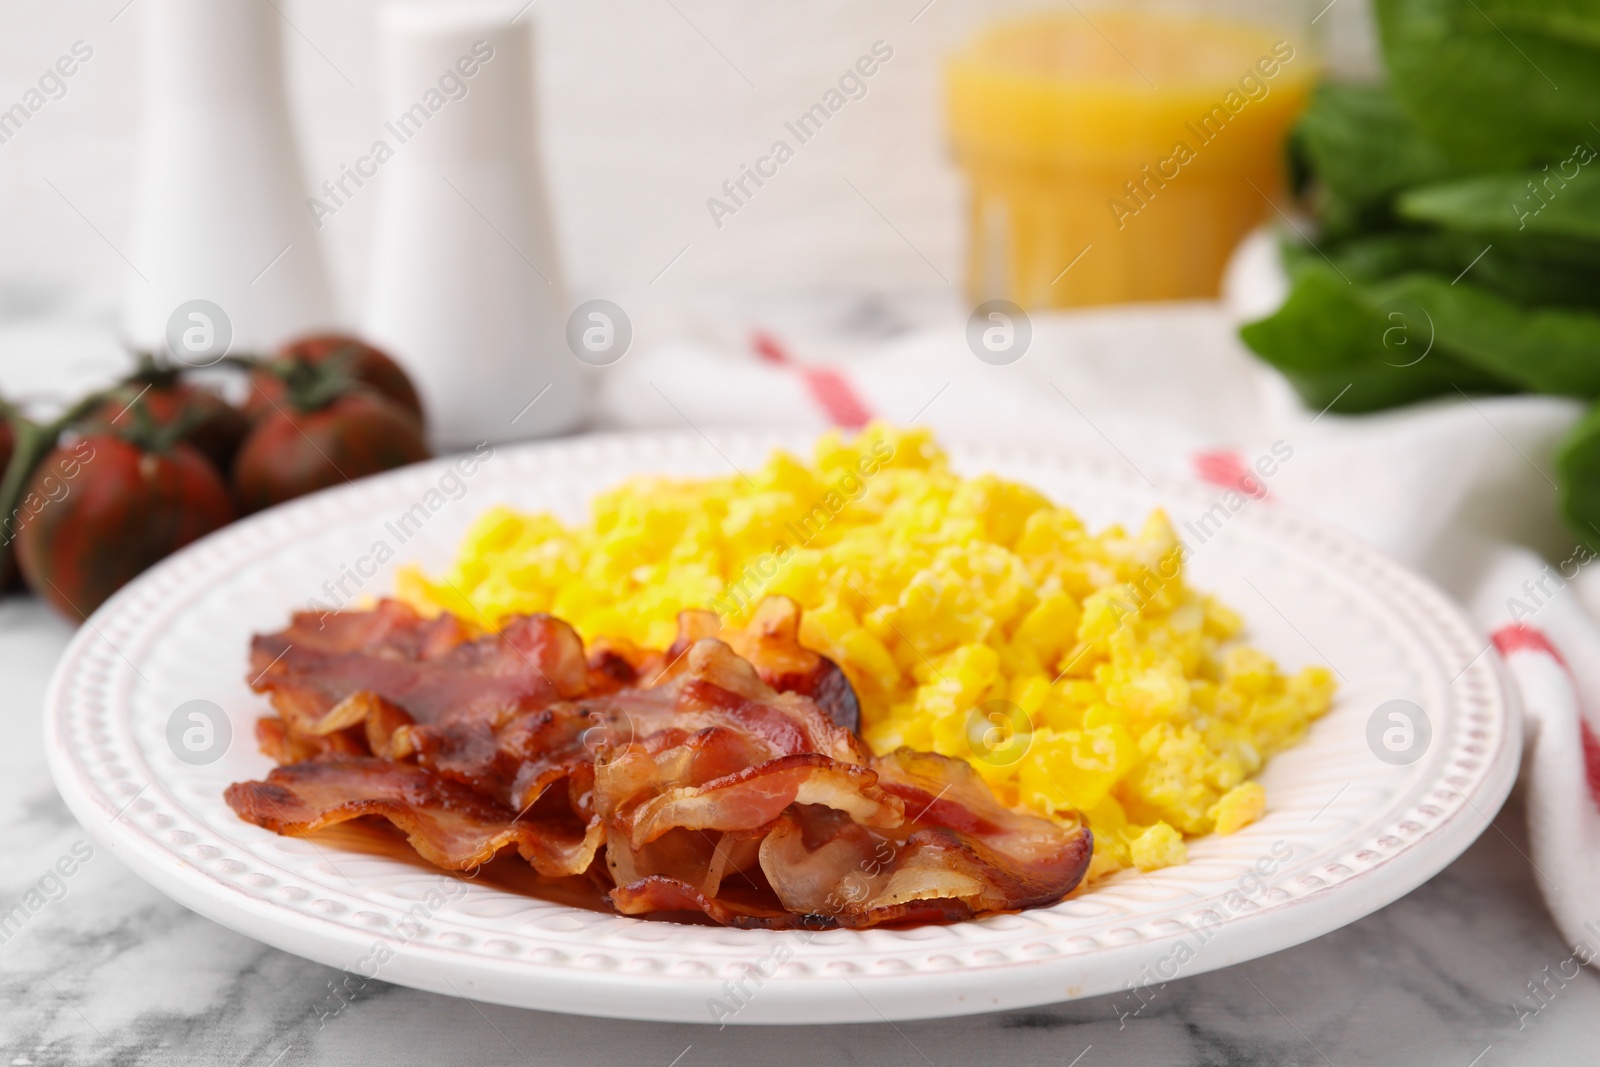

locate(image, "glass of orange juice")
(945, 0), (1317, 309)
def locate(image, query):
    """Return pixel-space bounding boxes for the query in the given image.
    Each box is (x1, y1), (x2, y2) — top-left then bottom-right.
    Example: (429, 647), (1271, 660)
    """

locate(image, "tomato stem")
(272, 348), (362, 413)
(112, 397), (208, 454)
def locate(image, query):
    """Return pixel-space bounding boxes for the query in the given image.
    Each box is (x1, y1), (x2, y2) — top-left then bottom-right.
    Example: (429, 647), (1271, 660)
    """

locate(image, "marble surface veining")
(2, 594), (1596, 1066)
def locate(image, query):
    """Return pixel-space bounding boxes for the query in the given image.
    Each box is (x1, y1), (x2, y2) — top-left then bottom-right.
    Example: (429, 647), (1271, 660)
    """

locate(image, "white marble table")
(1, 593), (1596, 1065)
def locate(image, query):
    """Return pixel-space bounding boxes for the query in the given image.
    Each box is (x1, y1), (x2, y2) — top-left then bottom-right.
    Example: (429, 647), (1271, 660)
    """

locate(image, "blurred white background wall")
(0, 0), (1378, 332)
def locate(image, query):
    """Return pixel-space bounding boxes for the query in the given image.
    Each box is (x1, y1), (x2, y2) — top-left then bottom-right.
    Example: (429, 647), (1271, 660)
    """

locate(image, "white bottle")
(125, 0), (334, 357)
(364, 1), (585, 449)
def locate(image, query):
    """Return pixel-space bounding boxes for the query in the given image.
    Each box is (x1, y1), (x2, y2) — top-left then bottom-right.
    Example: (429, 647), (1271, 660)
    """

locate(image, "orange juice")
(946, 9), (1315, 308)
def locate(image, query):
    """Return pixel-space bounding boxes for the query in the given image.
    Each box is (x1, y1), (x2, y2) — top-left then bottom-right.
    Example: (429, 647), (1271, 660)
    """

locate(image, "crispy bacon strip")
(604, 745), (1090, 926)
(664, 599), (861, 732)
(763, 748), (1093, 925)
(224, 758), (602, 876)
(227, 598), (1094, 929)
(622, 754), (901, 848)
(405, 700), (592, 809)
(584, 635), (665, 693)
(250, 600), (587, 736)
(746, 749), (1093, 928)
(645, 638), (866, 764)
(400, 637), (865, 812)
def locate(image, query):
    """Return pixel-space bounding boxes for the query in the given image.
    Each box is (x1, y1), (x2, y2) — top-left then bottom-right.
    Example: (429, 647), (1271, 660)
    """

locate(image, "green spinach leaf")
(1381, 273), (1600, 394)
(1239, 261), (1519, 413)
(1556, 404), (1600, 547)
(1309, 229), (1600, 311)
(1289, 82), (1461, 213)
(1376, 0), (1600, 168)
(1399, 157), (1600, 241)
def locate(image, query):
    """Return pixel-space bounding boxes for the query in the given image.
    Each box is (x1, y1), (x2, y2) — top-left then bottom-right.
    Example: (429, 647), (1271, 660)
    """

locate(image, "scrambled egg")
(398, 425), (1333, 880)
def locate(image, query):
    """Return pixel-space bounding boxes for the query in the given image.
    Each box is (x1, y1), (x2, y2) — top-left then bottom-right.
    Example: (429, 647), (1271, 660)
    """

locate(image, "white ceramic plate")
(45, 432), (1519, 1024)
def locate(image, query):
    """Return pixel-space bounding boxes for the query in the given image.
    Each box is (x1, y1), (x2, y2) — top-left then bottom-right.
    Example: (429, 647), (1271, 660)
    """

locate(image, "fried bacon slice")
(664, 599), (861, 732)
(755, 749), (1093, 927)
(249, 600), (587, 744)
(246, 600), (637, 790)
(619, 636), (868, 765)
(224, 758), (601, 876)
(226, 596), (1093, 929)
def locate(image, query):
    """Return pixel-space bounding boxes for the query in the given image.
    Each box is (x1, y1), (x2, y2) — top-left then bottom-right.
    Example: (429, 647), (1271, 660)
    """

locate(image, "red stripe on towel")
(1192, 450), (1270, 500)
(1492, 623), (1569, 667)
(1492, 623), (1600, 809)
(1584, 723), (1600, 812)
(752, 331), (873, 429)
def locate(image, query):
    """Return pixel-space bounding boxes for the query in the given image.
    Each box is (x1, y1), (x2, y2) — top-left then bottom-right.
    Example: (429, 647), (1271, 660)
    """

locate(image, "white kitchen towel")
(596, 296), (1600, 956)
